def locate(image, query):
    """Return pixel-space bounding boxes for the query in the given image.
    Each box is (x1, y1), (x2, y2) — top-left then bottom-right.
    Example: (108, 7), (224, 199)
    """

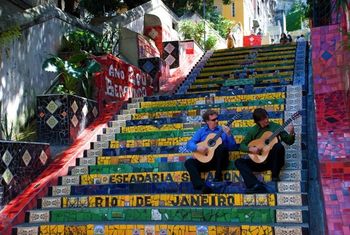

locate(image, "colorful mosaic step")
(38, 193), (283, 209)
(205, 54), (296, 67)
(49, 180), (306, 198)
(207, 51), (297, 64)
(201, 59), (295, 73)
(25, 207), (309, 224)
(35, 194), (308, 214)
(57, 169), (306, 189)
(197, 65), (294, 79)
(78, 150), (303, 167)
(70, 157), (305, 177)
(134, 91), (286, 109)
(14, 223), (308, 235)
(113, 111), (282, 128)
(210, 47), (296, 59)
(130, 86), (287, 103)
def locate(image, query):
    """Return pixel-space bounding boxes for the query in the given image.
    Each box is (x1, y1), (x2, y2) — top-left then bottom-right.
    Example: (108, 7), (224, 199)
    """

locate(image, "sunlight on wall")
(6, 84), (23, 128)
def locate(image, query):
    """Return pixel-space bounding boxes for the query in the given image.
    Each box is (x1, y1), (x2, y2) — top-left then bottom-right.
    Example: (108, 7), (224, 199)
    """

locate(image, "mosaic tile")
(274, 226), (303, 235)
(2, 168), (14, 185)
(41, 197), (62, 209)
(60, 175), (80, 185)
(278, 181), (301, 193)
(78, 157), (97, 166)
(71, 166), (89, 175)
(0, 142), (51, 206)
(51, 186), (71, 196)
(16, 226), (39, 235)
(276, 194), (303, 206)
(28, 210), (50, 223)
(276, 209), (303, 223)
(22, 150), (32, 166)
(46, 100), (59, 114)
(2, 150), (13, 166)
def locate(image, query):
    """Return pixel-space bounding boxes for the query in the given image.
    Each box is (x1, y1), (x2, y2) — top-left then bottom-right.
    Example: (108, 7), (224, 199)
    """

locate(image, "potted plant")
(37, 29), (112, 144)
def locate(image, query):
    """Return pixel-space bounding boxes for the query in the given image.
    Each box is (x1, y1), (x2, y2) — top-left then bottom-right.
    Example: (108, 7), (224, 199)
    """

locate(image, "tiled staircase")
(14, 43), (309, 235)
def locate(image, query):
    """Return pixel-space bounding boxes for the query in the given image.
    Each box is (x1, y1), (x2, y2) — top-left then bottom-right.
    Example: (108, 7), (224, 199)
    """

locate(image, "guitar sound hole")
(265, 139), (270, 145)
(208, 139), (216, 147)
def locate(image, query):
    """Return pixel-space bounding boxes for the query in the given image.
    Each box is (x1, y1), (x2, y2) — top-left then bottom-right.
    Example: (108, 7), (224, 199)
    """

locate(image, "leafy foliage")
(286, 1), (310, 31)
(206, 10), (234, 38)
(0, 113), (14, 140)
(179, 20), (217, 50)
(0, 25), (21, 48)
(42, 29), (114, 99)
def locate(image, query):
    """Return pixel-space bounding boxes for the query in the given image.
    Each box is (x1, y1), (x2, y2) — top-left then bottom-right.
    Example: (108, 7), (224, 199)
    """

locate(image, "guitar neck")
(211, 113), (241, 142)
(268, 118), (293, 142)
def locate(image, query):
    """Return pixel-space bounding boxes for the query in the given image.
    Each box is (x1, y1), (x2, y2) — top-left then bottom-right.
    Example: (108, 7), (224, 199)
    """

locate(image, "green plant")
(179, 20), (218, 50)
(61, 29), (116, 55)
(42, 52), (101, 98)
(0, 113), (14, 140)
(0, 25), (21, 48)
(204, 35), (217, 50)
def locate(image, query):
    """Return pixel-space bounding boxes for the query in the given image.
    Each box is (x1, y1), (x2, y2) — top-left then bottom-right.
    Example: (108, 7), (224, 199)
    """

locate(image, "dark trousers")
(185, 144), (229, 189)
(235, 142), (285, 188)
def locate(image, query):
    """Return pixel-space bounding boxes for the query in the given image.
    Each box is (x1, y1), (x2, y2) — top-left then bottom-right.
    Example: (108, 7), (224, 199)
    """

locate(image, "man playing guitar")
(185, 109), (237, 194)
(235, 108), (296, 194)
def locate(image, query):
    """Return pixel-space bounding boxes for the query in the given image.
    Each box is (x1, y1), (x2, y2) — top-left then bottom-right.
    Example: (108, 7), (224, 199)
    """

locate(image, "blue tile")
(322, 51), (333, 61)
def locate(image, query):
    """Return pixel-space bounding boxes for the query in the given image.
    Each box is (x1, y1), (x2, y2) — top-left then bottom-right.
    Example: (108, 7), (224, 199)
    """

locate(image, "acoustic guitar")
(193, 113), (242, 163)
(248, 110), (302, 163)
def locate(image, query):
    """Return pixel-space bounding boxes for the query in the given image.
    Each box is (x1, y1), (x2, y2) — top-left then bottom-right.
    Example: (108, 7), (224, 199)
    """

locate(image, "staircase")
(14, 43), (309, 235)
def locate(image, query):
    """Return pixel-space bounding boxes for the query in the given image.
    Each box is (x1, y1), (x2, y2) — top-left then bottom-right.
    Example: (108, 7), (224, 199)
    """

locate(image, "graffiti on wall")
(94, 54), (153, 110)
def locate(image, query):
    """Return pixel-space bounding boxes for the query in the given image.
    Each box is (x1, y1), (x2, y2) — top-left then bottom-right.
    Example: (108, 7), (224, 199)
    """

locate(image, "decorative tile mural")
(139, 57), (168, 93)
(0, 141), (50, 207)
(162, 41), (179, 68)
(312, 23), (350, 235)
(37, 94), (98, 145)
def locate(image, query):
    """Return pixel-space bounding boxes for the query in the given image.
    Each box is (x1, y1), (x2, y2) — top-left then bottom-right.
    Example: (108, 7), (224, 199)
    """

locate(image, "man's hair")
(253, 108), (268, 123)
(202, 109), (218, 121)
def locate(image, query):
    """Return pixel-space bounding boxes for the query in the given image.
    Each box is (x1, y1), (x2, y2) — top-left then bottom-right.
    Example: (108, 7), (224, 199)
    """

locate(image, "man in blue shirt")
(185, 109), (237, 193)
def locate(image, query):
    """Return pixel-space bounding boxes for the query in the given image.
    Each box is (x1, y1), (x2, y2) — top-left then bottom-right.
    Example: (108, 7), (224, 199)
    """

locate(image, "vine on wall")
(0, 25), (21, 48)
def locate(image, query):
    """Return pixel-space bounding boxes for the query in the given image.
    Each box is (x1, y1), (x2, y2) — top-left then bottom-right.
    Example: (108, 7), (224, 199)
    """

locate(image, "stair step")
(49, 180), (306, 197)
(69, 159), (305, 176)
(77, 150), (302, 166)
(25, 207), (308, 224)
(14, 223), (308, 235)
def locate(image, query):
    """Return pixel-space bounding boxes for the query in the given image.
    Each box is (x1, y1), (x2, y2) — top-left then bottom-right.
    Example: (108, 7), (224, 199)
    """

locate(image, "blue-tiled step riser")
(68, 159), (308, 177)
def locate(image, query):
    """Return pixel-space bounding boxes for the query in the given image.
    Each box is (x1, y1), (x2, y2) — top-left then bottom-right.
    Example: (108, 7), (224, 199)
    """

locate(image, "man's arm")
(186, 128), (203, 152)
(239, 129), (255, 153)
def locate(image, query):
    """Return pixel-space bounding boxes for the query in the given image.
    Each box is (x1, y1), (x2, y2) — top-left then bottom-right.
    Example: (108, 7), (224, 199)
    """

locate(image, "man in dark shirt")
(185, 109), (237, 194)
(235, 108), (295, 193)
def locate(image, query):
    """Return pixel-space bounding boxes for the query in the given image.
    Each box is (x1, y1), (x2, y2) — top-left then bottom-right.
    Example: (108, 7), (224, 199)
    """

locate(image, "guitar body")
(193, 133), (223, 163)
(248, 131), (279, 163)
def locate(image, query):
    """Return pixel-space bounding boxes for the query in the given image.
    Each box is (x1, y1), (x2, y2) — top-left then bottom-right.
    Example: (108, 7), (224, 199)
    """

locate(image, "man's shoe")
(245, 182), (268, 194)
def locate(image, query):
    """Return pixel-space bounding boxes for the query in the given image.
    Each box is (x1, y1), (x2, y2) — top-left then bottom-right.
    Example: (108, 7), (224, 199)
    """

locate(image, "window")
(232, 2), (235, 17)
